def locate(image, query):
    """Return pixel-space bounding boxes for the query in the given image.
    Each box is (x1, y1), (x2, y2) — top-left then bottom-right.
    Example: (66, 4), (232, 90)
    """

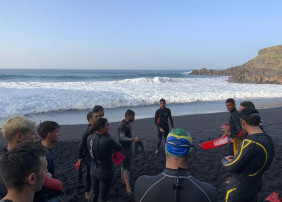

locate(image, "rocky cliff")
(190, 45), (282, 84)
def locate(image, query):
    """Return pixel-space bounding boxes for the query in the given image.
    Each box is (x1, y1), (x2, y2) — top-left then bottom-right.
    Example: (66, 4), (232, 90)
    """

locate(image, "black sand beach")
(1, 107), (281, 201)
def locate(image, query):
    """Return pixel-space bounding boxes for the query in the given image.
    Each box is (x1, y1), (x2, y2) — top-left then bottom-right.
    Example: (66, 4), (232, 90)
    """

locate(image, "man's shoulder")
(189, 175), (216, 189)
(231, 109), (239, 115)
(134, 173), (164, 201)
(136, 173), (163, 182)
(118, 119), (125, 126)
(155, 108), (161, 113)
(135, 173), (165, 189)
(188, 176), (217, 200)
(82, 124), (91, 136)
(119, 120), (130, 128)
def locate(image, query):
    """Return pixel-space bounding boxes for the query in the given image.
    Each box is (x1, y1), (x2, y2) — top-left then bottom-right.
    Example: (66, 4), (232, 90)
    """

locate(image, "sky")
(0, 0), (282, 70)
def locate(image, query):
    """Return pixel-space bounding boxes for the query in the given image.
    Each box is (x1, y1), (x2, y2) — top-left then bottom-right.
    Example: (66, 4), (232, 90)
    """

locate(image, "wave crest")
(116, 77), (173, 84)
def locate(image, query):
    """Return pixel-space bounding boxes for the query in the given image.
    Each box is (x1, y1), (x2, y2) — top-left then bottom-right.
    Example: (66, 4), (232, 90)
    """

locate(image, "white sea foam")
(181, 71), (192, 75)
(1, 76), (282, 118)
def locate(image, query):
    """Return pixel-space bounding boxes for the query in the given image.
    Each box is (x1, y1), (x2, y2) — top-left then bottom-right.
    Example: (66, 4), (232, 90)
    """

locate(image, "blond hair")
(1, 116), (36, 142)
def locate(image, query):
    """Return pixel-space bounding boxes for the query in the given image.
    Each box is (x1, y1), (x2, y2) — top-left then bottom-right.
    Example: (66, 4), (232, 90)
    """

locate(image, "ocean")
(1, 69), (282, 125)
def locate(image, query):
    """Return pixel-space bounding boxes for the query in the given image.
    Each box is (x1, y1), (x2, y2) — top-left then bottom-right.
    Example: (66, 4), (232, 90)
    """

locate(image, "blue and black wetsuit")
(45, 148), (55, 176)
(134, 168), (217, 202)
(154, 107), (174, 150)
(222, 132), (274, 202)
(87, 133), (122, 202)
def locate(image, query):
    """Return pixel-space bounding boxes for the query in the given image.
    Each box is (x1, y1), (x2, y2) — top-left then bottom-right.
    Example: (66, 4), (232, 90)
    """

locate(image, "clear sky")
(0, 0), (282, 70)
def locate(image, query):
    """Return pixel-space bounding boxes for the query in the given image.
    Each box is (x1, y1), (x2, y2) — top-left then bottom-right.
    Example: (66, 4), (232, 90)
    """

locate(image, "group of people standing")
(77, 99), (176, 202)
(0, 98), (275, 202)
(220, 98), (274, 202)
(77, 106), (141, 201)
(0, 117), (63, 202)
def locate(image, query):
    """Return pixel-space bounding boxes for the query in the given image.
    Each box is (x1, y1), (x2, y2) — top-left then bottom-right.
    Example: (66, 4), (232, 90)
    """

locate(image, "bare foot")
(126, 189), (133, 196)
(225, 177), (231, 184)
(84, 192), (89, 199)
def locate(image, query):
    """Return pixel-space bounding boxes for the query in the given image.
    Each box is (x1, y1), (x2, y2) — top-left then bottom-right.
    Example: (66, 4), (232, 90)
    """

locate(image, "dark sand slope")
(1, 108), (281, 201)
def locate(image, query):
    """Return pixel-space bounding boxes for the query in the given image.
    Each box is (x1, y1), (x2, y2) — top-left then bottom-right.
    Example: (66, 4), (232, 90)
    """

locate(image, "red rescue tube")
(43, 176), (63, 191)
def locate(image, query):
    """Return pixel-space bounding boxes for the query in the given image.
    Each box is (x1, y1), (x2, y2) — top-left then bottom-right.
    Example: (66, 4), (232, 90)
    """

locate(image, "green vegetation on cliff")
(191, 45), (282, 84)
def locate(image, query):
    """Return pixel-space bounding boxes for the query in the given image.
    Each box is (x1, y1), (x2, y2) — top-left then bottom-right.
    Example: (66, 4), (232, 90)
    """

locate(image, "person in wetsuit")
(87, 118), (122, 202)
(134, 128), (217, 202)
(154, 98), (174, 154)
(77, 111), (100, 199)
(0, 142), (47, 202)
(223, 101), (263, 145)
(221, 98), (242, 155)
(118, 109), (140, 196)
(222, 108), (274, 202)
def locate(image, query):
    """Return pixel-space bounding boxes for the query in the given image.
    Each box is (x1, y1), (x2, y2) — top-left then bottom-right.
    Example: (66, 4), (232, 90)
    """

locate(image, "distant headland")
(190, 45), (282, 84)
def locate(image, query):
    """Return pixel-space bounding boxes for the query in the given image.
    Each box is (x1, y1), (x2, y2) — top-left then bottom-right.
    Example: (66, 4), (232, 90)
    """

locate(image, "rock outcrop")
(190, 45), (282, 84)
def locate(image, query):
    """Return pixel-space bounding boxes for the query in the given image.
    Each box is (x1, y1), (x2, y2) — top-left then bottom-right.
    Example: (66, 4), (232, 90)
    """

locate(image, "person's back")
(87, 132), (122, 179)
(87, 118), (122, 202)
(134, 128), (217, 202)
(135, 168), (217, 202)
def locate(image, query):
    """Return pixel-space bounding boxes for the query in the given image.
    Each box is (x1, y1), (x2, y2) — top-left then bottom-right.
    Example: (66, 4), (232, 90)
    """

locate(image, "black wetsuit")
(227, 109), (242, 155)
(222, 132), (274, 202)
(0, 148), (8, 199)
(154, 107), (174, 150)
(87, 133), (122, 202)
(78, 124), (92, 193)
(0, 177), (6, 200)
(118, 119), (134, 171)
(134, 168), (217, 202)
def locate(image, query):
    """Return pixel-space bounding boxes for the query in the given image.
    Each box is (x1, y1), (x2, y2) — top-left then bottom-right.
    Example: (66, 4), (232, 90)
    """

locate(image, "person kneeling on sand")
(0, 142), (47, 202)
(134, 128), (217, 202)
(87, 118), (122, 202)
